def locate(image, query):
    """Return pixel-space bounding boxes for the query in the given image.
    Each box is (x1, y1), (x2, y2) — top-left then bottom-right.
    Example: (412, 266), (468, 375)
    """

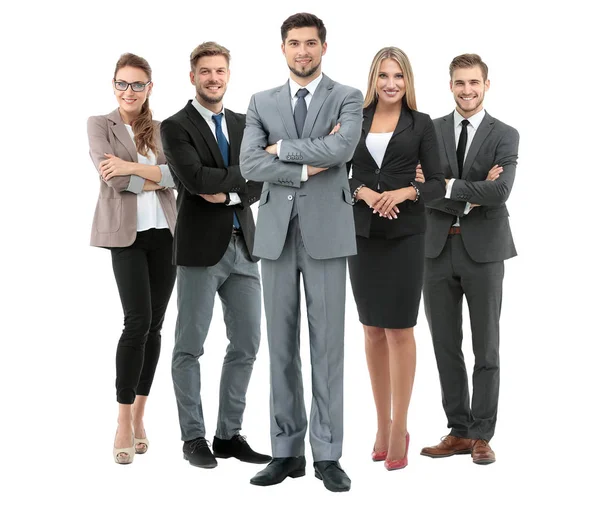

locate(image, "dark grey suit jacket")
(425, 111), (519, 263)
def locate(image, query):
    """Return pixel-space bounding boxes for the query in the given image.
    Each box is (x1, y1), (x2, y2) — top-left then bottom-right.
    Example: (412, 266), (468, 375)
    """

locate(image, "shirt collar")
(289, 73), (323, 99)
(454, 108), (486, 131)
(192, 97), (224, 125)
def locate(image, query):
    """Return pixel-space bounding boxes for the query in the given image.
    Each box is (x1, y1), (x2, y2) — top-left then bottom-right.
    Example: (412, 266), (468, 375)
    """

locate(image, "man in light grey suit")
(240, 13), (362, 492)
(419, 54), (519, 465)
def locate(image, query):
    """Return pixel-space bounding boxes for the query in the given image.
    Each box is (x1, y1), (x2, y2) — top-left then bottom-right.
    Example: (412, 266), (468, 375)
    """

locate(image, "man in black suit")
(160, 42), (270, 469)
(419, 54), (519, 465)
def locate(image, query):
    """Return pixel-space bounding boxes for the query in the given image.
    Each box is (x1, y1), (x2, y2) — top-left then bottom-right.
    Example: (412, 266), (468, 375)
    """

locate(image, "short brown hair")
(449, 53), (488, 81)
(190, 41), (231, 71)
(281, 12), (326, 43)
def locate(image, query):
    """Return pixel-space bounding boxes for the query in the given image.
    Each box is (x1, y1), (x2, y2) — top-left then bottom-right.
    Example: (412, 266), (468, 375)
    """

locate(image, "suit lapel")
(359, 106), (378, 168)
(107, 109), (138, 162)
(462, 112), (494, 179)
(225, 109), (243, 165)
(441, 112), (459, 178)
(184, 101), (225, 167)
(302, 74), (334, 137)
(276, 83), (297, 139)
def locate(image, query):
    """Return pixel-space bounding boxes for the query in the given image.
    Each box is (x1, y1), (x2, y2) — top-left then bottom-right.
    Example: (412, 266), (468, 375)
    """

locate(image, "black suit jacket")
(160, 101), (262, 266)
(425, 111), (519, 263)
(348, 104), (445, 238)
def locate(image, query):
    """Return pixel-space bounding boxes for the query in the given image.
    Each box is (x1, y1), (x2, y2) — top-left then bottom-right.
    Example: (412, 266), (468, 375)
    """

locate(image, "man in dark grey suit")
(419, 54), (519, 465)
(240, 13), (362, 492)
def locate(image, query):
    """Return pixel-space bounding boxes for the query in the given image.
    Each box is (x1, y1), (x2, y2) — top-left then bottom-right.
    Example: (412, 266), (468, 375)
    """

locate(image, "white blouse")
(124, 124), (169, 232)
(365, 132), (393, 169)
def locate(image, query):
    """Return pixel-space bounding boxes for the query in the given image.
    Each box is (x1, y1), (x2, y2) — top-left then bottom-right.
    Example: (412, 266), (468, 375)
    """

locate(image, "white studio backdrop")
(1, 0), (597, 508)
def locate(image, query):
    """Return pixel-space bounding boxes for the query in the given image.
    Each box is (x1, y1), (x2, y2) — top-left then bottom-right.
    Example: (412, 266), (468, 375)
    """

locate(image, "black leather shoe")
(213, 434), (272, 464)
(182, 437), (217, 469)
(250, 456), (306, 486)
(314, 461), (351, 492)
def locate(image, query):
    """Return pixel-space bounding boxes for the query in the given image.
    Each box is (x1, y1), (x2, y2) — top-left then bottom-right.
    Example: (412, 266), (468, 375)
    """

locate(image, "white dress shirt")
(277, 73), (324, 182)
(191, 97), (241, 205)
(446, 108), (487, 225)
(124, 124), (169, 232)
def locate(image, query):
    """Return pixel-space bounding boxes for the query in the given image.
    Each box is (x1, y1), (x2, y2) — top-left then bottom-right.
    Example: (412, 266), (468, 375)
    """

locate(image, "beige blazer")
(87, 109), (177, 247)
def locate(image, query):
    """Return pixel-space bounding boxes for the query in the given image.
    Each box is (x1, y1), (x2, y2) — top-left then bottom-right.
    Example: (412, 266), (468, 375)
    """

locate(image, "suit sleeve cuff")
(126, 175), (145, 194)
(445, 178), (456, 199)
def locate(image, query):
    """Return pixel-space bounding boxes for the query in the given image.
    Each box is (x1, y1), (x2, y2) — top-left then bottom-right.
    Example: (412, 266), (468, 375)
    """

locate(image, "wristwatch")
(223, 193), (231, 205)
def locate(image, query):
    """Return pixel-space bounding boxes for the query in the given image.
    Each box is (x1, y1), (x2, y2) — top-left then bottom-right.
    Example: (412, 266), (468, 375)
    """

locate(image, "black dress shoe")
(314, 461), (351, 492)
(213, 434), (272, 464)
(250, 456), (306, 486)
(182, 437), (217, 469)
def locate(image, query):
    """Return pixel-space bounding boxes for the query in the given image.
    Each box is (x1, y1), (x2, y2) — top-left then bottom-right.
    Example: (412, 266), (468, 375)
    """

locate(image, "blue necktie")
(212, 113), (240, 229)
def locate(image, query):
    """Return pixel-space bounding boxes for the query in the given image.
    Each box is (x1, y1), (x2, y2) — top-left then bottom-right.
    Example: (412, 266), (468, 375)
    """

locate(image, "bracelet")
(409, 182), (420, 203)
(352, 184), (365, 205)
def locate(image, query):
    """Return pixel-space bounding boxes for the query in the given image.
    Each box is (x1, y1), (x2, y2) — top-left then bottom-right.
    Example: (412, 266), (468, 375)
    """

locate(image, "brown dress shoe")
(420, 435), (475, 458)
(472, 440), (495, 465)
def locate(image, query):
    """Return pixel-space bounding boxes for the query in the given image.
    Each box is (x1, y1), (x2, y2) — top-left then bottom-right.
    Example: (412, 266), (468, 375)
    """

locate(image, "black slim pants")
(110, 228), (176, 404)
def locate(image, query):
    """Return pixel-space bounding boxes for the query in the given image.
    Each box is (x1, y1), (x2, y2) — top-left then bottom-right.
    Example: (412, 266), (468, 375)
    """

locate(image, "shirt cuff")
(301, 165), (308, 182)
(464, 202), (472, 215)
(445, 178), (456, 199)
(276, 139), (282, 157)
(157, 164), (175, 188)
(126, 175), (145, 194)
(228, 193), (241, 205)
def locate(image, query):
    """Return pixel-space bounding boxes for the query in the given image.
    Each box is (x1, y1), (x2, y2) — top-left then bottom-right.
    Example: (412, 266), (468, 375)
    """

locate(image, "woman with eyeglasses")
(87, 53), (177, 464)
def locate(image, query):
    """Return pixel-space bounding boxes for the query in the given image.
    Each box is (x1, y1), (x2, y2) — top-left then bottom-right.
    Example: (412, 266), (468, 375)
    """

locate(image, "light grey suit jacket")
(240, 74), (363, 260)
(87, 109), (177, 248)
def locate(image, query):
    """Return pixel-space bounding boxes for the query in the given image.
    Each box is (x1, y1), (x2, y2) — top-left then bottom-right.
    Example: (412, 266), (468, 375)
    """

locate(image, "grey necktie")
(294, 88), (309, 137)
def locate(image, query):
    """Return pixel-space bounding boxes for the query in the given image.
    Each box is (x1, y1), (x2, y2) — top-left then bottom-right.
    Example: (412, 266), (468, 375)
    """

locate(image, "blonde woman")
(87, 53), (177, 464)
(347, 47), (444, 470)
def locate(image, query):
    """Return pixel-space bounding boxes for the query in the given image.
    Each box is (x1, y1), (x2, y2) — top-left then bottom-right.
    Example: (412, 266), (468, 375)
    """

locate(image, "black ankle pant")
(110, 228), (176, 404)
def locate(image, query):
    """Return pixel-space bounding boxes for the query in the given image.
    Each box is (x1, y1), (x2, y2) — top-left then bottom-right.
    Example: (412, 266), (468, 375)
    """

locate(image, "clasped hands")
(264, 123), (341, 177)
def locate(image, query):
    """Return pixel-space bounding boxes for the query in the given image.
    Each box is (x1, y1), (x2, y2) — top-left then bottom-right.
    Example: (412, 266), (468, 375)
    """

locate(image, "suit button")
(287, 195), (293, 201)
(375, 169), (380, 174)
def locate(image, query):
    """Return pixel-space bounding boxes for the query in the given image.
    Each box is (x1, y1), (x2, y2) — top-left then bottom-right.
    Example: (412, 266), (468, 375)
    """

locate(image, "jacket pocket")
(258, 189), (270, 207)
(342, 187), (353, 205)
(95, 198), (122, 233)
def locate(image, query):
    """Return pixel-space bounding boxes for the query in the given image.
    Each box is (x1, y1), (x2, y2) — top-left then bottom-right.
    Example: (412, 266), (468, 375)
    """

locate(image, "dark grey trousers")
(423, 234), (504, 442)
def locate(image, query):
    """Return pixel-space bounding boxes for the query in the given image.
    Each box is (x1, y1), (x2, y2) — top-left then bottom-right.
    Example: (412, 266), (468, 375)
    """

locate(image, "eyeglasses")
(113, 80), (151, 92)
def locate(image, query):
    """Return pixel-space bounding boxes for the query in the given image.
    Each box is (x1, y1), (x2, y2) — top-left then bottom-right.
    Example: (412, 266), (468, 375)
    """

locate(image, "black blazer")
(349, 104), (445, 238)
(160, 101), (262, 266)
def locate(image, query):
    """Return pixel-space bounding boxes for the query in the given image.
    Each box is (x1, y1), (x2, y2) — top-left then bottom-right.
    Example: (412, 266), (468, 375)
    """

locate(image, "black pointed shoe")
(212, 434), (272, 464)
(314, 461), (351, 492)
(182, 437), (218, 469)
(250, 456), (306, 486)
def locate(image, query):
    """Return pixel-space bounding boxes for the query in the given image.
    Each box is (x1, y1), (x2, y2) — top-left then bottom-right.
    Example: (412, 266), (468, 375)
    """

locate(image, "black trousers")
(110, 228), (176, 404)
(423, 234), (504, 442)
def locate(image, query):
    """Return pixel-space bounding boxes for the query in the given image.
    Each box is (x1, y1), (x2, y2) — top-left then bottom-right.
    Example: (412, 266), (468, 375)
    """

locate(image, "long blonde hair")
(114, 53), (157, 157)
(364, 47), (417, 110)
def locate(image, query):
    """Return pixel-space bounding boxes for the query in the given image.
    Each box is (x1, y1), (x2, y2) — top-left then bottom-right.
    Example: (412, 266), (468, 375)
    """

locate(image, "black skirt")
(348, 233), (424, 329)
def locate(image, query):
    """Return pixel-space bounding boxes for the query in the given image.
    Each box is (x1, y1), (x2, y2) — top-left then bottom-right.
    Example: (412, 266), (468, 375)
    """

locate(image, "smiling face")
(376, 58), (405, 106)
(113, 66), (152, 119)
(190, 55), (230, 111)
(450, 65), (490, 118)
(282, 26), (327, 84)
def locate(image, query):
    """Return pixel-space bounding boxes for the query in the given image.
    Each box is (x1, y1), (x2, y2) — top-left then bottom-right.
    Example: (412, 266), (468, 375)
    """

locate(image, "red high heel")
(384, 432), (410, 470)
(371, 450), (387, 462)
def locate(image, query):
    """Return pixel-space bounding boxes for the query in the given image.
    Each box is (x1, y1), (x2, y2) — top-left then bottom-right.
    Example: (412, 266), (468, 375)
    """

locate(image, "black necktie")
(212, 113), (239, 229)
(456, 119), (469, 178)
(294, 88), (309, 137)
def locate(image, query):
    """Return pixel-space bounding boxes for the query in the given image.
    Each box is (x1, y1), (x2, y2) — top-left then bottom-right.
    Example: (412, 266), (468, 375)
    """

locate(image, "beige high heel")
(114, 434), (135, 464)
(134, 437), (149, 454)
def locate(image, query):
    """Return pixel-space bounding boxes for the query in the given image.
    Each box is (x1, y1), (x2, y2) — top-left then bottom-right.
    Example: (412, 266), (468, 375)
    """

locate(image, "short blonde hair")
(190, 41), (231, 71)
(449, 53), (488, 81)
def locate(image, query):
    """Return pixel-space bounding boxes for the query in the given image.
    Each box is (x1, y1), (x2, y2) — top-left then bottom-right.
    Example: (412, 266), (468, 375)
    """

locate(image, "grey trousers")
(261, 217), (347, 462)
(172, 235), (261, 441)
(423, 234), (504, 442)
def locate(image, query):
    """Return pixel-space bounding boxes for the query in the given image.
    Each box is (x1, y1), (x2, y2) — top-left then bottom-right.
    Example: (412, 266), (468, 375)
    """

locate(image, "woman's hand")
(100, 154), (134, 180)
(372, 189), (410, 219)
(359, 187), (400, 219)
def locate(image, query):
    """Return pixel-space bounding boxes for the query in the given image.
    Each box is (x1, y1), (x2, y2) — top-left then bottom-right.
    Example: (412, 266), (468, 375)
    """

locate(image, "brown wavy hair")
(364, 47), (417, 111)
(449, 53), (489, 81)
(114, 53), (157, 157)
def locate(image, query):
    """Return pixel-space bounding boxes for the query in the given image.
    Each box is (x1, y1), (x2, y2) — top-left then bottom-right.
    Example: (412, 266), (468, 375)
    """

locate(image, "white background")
(1, 0), (598, 508)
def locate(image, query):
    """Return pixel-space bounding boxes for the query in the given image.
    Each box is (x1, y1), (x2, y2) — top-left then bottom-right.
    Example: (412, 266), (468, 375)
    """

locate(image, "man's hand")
(100, 154), (134, 180)
(307, 165), (327, 176)
(265, 144), (278, 155)
(415, 163), (425, 183)
(199, 192), (227, 204)
(486, 164), (503, 181)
